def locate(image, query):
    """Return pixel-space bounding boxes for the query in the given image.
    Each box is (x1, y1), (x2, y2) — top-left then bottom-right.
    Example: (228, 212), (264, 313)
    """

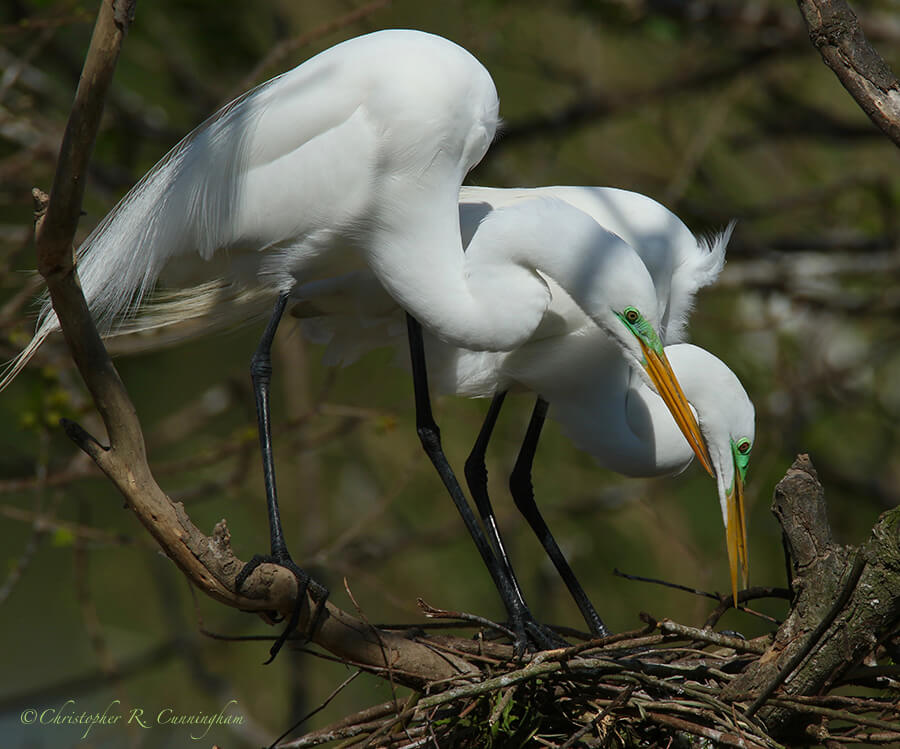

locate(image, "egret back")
(1, 30), (499, 390)
(459, 186), (733, 343)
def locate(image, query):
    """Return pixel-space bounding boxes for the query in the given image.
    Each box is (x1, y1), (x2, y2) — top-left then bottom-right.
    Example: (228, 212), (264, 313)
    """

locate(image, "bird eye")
(737, 439), (751, 455)
(624, 307), (640, 324)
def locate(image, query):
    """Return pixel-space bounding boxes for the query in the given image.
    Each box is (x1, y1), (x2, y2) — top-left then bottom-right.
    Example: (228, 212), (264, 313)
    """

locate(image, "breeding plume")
(7, 31), (720, 651)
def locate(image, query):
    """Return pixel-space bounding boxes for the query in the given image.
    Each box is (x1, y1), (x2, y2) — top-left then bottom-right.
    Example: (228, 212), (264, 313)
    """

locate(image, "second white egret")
(303, 186), (754, 633)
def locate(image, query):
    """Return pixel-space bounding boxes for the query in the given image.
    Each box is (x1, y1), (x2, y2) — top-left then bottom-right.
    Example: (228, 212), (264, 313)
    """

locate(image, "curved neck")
(519, 331), (694, 478)
(542, 343), (747, 481)
(365, 195), (646, 352)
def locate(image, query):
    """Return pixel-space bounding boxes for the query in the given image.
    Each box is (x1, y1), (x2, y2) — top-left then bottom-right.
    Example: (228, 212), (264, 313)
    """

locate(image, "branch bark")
(796, 0), (900, 147)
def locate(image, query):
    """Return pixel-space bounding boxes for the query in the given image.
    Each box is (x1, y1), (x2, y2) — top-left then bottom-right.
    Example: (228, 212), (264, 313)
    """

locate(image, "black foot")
(509, 610), (569, 657)
(235, 553), (329, 664)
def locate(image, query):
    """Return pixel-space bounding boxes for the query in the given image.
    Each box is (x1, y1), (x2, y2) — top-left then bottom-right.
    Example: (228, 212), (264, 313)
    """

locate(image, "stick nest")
(281, 606), (900, 748)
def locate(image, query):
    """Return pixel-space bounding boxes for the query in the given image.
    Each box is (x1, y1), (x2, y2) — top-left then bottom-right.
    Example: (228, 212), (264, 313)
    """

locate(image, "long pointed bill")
(725, 466), (749, 606)
(639, 340), (714, 477)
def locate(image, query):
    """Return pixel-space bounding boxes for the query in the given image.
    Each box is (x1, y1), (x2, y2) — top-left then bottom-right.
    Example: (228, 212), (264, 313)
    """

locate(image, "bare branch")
(797, 0), (900, 147)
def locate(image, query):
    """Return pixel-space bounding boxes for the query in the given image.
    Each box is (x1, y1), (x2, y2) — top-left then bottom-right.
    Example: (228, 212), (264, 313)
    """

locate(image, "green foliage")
(427, 681), (581, 747)
(50, 526), (75, 547)
(17, 367), (79, 433)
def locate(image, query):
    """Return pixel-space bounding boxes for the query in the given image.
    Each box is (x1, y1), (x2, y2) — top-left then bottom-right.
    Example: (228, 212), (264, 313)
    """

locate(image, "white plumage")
(9, 32), (680, 395)
(5, 29), (751, 625)
(4, 29), (502, 383)
(296, 185), (754, 600)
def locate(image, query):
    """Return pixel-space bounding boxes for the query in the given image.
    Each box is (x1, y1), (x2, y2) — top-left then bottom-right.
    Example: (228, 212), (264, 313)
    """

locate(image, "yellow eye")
(624, 308), (640, 324)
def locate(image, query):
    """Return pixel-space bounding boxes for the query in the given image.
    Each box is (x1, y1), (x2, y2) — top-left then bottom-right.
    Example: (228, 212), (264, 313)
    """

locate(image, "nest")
(277, 605), (899, 748)
(267, 455), (900, 748)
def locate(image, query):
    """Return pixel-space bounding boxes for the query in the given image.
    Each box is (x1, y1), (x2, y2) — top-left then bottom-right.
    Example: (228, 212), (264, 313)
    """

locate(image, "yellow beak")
(725, 466), (749, 606)
(639, 340), (714, 478)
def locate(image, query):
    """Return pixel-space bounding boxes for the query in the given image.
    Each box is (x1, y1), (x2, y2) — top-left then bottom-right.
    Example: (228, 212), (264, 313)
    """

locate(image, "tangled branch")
(278, 604), (900, 747)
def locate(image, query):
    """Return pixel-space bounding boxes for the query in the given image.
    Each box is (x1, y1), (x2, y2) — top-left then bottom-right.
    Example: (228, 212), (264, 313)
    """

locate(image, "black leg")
(235, 292), (329, 662)
(463, 392), (530, 612)
(405, 315), (553, 654)
(509, 397), (610, 638)
(253, 292), (290, 560)
(464, 391), (566, 649)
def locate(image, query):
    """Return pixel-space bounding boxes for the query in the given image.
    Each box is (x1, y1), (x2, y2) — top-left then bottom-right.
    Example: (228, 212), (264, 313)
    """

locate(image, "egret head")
(704, 377), (755, 607)
(665, 343), (756, 606)
(595, 256), (715, 480)
(723, 434), (753, 604)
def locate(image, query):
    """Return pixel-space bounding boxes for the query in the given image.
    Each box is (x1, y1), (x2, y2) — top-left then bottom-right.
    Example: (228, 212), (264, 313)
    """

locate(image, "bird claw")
(526, 621), (569, 651)
(235, 552), (329, 663)
(508, 610), (568, 657)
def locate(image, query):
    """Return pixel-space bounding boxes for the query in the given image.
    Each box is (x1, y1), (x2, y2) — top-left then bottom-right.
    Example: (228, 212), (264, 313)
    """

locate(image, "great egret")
(6, 30), (714, 652)
(458, 187), (753, 618)
(302, 186), (754, 633)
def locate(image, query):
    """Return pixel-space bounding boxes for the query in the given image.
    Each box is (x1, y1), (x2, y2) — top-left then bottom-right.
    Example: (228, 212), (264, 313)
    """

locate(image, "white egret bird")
(302, 186), (754, 633)
(5, 30), (714, 652)
(459, 187), (753, 615)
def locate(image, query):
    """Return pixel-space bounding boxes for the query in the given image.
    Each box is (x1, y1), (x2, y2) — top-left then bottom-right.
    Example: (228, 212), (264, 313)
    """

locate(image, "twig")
(703, 586), (791, 629)
(416, 598), (518, 642)
(614, 567), (719, 599)
(0, 502), (135, 546)
(764, 696), (900, 734)
(230, 0), (391, 97)
(487, 685), (516, 728)
(615, 569), (791, 623)
(558, 685), (635, 749)
(643, 711), (775, 749)
(344, 577), (403, 719)
(269, 670), (363, 749)
(657, 619), (769, 655)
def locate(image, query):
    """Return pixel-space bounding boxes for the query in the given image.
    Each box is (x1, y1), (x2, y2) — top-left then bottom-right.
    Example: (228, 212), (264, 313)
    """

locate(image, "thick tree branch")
(37, 0), (133, 280)
(797, 0), (900, 147)
(722, 455), (900, 738)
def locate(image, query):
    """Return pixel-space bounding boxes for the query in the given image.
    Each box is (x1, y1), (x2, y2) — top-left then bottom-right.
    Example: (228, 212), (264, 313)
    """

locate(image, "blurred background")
(1, 0), (899, 746)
